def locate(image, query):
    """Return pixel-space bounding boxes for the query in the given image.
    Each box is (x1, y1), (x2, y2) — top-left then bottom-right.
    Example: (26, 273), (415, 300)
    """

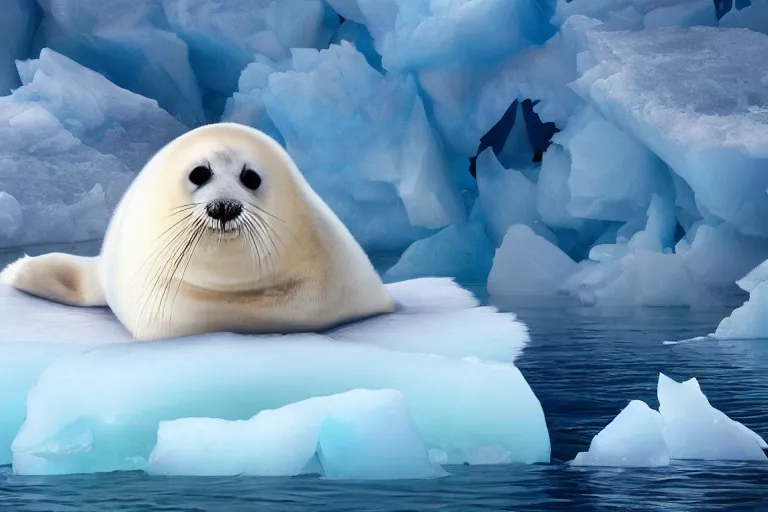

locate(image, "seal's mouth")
(205, 199), (243, 232)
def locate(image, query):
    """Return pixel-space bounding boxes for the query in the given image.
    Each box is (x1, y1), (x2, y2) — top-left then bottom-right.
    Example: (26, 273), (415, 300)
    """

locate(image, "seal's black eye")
(240, 167), (262, 191)
(189, 166), (212, 187)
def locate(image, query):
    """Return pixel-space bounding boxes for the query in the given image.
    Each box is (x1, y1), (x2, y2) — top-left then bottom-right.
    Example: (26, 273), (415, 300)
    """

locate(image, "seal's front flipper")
(0, 253), (107, 307)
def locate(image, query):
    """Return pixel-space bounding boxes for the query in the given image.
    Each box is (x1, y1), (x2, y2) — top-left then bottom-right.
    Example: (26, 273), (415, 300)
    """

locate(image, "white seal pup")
(1, 123), (395, 340)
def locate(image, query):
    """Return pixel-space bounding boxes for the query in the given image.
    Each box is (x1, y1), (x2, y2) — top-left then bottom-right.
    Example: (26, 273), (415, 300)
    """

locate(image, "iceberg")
(0, 277), (548, 474)
(569, 18), (768, 239)
(0, 49), (186, 248)
(147, 389), (446, 479)
(15, 49), (188, 172)
(255, 41), (466, 251)
(36, 0), (205, 126)
(162, 0), (339, 100)
(571, 373), (767, 467)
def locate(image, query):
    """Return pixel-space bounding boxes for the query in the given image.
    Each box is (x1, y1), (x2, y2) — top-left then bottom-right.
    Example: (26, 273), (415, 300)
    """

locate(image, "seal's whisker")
(149, 215), (205, 337)
(165, 216), (207, 333)
(241, 212), (274, 278)
(251, 213), (274, 277)
(168, 203), (204, 214)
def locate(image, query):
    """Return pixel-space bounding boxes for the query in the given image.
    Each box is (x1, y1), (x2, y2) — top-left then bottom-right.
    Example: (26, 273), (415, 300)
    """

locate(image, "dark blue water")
(2, 289), (768, 511)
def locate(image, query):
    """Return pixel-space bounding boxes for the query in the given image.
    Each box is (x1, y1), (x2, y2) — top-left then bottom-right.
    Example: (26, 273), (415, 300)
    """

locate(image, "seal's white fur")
(2, 123), (395, 340)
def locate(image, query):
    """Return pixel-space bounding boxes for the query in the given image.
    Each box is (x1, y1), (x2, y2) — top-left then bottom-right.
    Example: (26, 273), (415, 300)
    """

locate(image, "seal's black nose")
(206, 200), (242, 223)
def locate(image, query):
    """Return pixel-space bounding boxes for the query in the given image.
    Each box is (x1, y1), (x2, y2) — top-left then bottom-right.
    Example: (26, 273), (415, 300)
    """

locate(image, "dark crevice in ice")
(468, 99), (559, 178)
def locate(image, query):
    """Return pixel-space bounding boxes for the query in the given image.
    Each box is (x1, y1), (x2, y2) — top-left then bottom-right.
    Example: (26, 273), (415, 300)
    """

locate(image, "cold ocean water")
(0, 252), (767, 511)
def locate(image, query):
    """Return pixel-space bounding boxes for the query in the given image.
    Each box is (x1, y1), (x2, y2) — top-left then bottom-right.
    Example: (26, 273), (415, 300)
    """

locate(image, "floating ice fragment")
(488, 225), (579, 297)
(571, 400), (669, 468)
(658, 374), (767, 460)
(570, 374), (766, 467)
(714, 262), (768, 340)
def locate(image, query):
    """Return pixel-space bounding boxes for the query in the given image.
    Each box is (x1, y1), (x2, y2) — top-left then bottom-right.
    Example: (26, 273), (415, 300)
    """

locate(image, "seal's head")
(162, 123), (308, 245)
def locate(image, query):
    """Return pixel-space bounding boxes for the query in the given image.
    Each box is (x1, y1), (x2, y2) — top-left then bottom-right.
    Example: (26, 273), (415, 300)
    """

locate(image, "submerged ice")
(571, 373), (767, 467)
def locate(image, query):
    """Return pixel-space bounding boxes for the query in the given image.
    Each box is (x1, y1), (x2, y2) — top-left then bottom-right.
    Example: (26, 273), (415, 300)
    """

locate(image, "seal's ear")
(0, 253), (106, 307)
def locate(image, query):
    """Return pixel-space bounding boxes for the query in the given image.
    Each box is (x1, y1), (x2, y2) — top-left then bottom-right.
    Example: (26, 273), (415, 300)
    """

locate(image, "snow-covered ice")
(571, 373), (767, 467)
(147, 389), (446, 479)
(0, 277), (548, 474)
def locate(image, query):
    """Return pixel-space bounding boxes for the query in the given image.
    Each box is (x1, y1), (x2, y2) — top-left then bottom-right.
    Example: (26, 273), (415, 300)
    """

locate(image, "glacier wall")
(1, 0), (767, 306)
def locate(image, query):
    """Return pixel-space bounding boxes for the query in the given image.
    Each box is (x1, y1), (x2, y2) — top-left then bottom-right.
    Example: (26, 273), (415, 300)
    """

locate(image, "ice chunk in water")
(37, 0), (205, 125)
(714, 256), (768, 339)
(0, 0), (37, 96)
(382, 222), (495, 285)
(147, 389), (445, 479)
(569, 18), (768, 238)
(658, 374), (767, 460)
(488, 225), (579, 297)
(571, 401), (670, 467)
(0, 278), (545, 473)
(260, 42), (466, 251)
(571, 374), (766, 467)
(714, 279), (768, 339)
